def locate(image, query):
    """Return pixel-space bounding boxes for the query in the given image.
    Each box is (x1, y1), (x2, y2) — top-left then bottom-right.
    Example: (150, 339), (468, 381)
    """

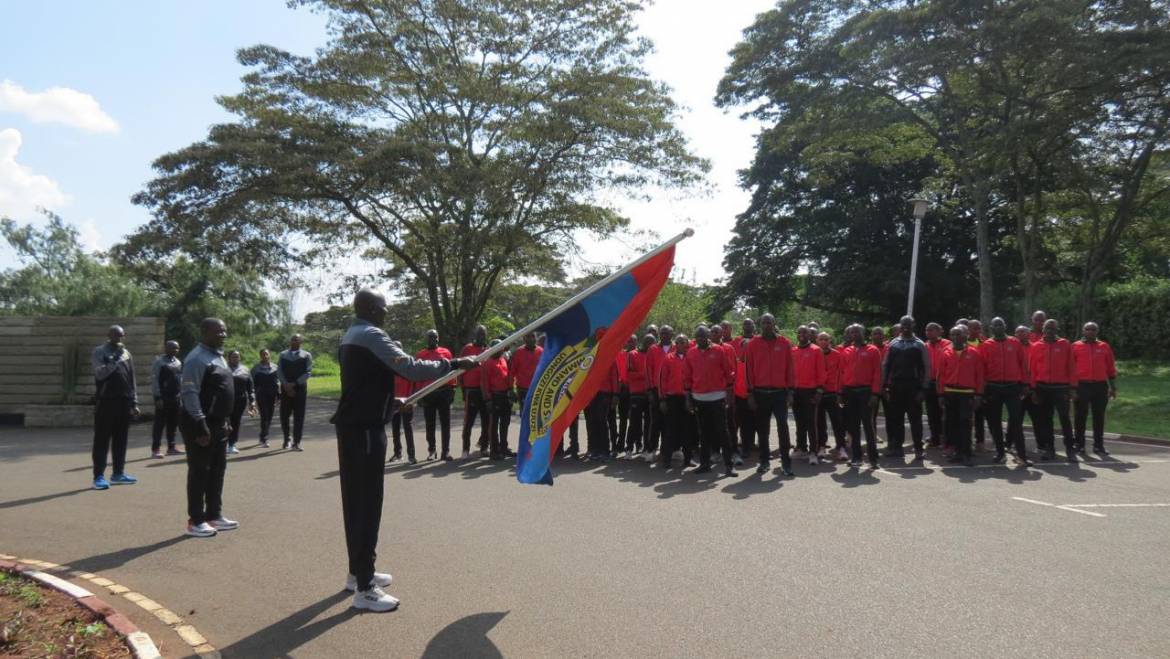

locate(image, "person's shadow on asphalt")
(215, 591), (354, 658)
(421, 611), (508, 659)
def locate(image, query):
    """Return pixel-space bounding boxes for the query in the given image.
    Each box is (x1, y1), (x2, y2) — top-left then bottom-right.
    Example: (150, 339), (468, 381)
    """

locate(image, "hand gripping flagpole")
(401, 228), (694, 407)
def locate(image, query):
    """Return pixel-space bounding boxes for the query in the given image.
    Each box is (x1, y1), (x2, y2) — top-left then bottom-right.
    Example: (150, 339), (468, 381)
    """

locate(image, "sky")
(0, 0), (774, 318)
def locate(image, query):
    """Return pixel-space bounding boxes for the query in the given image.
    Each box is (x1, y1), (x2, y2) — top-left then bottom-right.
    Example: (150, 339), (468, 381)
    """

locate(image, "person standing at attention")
(277, 334), (313, 451)
(150, 340), (184, 458)
(251, 350), (279, 448)
(92, 325), (140, 490)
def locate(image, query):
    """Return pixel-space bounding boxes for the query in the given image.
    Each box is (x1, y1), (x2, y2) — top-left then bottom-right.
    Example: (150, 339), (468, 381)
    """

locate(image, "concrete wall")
(0, 316), (165, 426)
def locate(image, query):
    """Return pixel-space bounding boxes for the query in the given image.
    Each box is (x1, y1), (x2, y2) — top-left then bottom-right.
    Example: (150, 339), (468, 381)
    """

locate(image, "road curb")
(0, 552), (220, 659)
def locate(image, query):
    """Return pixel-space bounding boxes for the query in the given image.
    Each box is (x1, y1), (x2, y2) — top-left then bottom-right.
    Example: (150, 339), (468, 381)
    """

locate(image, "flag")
(516, 246), (676, 484)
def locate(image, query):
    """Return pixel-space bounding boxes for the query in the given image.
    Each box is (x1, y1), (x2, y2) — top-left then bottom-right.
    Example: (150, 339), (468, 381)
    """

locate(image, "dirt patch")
(0, 571), (132, 658)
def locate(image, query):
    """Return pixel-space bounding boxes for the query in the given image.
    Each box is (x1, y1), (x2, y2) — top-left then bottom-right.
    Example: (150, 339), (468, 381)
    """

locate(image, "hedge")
(1033, 278), (1170, 360)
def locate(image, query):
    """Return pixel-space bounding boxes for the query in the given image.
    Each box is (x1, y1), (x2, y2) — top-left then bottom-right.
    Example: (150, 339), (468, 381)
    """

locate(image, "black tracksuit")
(251, 363), (279, 442)
(92, 342), (137, 479)
(151, 355), (182, 452)
(278, 350), (312, 446)
(179, 344), (235, 525)
(228, 365), (254, 448)
(332, 320), (452, 592)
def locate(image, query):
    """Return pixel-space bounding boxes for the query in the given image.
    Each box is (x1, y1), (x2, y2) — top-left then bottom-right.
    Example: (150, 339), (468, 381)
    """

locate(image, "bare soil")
(0, 570), (132, 659)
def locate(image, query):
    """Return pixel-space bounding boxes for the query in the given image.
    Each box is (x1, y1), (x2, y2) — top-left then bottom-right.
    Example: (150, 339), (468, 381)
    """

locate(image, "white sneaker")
(259, 441), (270, 448)
(427, 451), (437, 461)
(642, 451), (656, 462)
(352, 586), (399, 612)
(226, 445), (240, 454)
(733, 454), (744, 466)
(808, 453), (818, 465)
(836, 447), (849, 462)
(208, 516), (239, 531)
(345, 572), (393, 592)
(461, 450), (471, 460)
(186, 522), (217, 537)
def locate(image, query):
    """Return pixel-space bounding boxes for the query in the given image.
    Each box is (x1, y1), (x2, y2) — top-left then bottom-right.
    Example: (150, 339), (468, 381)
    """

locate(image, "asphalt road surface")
(2, 399), (1169, 658)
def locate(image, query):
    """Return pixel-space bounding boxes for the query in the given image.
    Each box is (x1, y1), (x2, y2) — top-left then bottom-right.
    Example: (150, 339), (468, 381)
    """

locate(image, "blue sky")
(1, 0), (772, 317)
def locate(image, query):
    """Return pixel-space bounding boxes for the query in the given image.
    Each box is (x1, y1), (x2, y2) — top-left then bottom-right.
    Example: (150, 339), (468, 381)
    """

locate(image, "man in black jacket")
(150, 340), (183, 458)
(92, 325), (141, 489)
(333, 288), (475, 612)
(251, 349), (279, 447)
(881, 316), (931, 460)
(179, 319), (237, 538)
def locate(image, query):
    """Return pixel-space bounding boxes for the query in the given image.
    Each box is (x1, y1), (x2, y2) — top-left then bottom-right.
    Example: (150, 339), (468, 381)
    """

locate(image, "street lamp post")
(907, 198), (930, 317)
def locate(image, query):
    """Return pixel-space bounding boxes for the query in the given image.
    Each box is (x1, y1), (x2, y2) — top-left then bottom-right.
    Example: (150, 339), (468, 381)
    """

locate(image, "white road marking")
(1011, 496), (1107, 517)
(1061, 503), (1170, 508)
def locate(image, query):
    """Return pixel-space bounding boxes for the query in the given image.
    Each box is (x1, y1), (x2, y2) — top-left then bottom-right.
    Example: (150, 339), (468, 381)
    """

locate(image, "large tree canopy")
(129, 0), (705, 346)
(716, 0), (1170, 323)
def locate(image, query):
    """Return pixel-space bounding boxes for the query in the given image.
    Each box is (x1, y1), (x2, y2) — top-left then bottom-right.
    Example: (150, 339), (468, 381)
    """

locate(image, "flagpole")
(401, 227), (693, 406)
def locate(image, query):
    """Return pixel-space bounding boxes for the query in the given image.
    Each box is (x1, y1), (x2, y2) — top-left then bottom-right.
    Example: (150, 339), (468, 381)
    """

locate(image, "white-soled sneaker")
(733, 454), (744, 466)
(642, 451), (656, 462)
(208, 516), (239, 531)
(352, 586), (399, 612)
(345, 572), (393, 592)
(808, 453), (818, 465)
(186, 522), (217, 538)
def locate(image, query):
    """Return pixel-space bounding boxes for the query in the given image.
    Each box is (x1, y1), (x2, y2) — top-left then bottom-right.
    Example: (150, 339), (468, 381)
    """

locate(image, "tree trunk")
(970, 181), (996, 323)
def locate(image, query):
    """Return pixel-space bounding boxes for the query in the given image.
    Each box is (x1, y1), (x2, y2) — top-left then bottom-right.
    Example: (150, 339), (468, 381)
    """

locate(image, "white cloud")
(0, 80), (119, 134)
(0, 128), (69, 220)
(77, 218), (104, 252)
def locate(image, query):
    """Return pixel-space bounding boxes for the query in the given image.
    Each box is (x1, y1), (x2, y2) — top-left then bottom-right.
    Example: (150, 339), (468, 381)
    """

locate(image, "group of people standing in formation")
(83, 294), (1122, 614)
(390, 310), (1119, 480)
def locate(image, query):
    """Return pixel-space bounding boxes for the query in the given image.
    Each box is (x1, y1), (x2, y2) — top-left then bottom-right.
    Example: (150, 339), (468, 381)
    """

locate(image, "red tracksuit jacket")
(978, 337), (1028, 384)
(459, 344), (486, 388)
(926, 338), (951, 382)
(937, 346), (985, 394)
(822, 348), (843, 394)
(626, 349), (653, 394)
(745, 335), (796, 389)
(792, 343), (827, 389)
(416, 347), (456, 388)
(481, 355), (509, 394)
(658, 351), (687, 396)
(839, 344), (882, 394)
(1072, 340), (1117, 382)
(1029, 338), (1077, 387)
(508, 345), (543, 390)
(684, 344), (733, 395)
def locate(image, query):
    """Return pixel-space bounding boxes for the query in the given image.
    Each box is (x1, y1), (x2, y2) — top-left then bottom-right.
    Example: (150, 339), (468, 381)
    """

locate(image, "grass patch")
(1109, 360), (1170, 438)
(308, 352), (341, 399)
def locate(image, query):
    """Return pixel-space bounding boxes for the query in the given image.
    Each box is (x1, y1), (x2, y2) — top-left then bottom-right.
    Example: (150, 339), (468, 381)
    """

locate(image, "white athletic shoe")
(808, 453), (818, 465)
(642, 451), (656, 462)
(186, 522), (217, 538)
(208, 516), (239, 531)
(226, 445), (240, 454)
(352, 586), (399, 612)
(427, 451), (437, 461)
(460, 450), (471, 460)
(836, 447), (850, 462)
(345, 572), (393, 592)
(622, 450), (632, 459)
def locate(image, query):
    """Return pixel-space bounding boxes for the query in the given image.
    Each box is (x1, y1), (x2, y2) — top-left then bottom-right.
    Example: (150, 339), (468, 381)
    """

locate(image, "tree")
(129, 0), (705, 347)
(0, 212), (154, 316)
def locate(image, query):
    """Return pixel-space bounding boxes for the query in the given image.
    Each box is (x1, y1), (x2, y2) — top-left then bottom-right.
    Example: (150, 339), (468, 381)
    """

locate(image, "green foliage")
(130, 0), (707, 348)
(717, 0), (1170, 322)
(0, 212), (154, 316)
(1035, 278), (1170, 360)
(646, 281), (713, 337)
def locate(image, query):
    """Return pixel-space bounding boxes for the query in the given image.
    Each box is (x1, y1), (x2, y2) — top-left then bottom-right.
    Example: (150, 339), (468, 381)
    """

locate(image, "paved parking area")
(2, 401), (1168, 658)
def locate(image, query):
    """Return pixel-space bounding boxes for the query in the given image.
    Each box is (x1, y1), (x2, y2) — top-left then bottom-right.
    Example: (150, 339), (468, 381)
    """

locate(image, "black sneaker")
(756, 462), (770, 474)
(1019, 457), (1034, 467)
(781, 466), (795, 477)
(388, 453), (402, 463)
(913, 448), (925, 461)
(1067, 453), (1079, 464)
(282, 440), (291, 450)
(724, 468), (738, 477)
(884, 449), (904, 458)
(963, 457), (976, 467)
(992, 453), (1006, 464)
(490, 452), (504, 461)
(692, 464), (712, 474)
(1093, 446), (1109, 456)
(408, 457), (418, 465)
(441, 454), (454, 462)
